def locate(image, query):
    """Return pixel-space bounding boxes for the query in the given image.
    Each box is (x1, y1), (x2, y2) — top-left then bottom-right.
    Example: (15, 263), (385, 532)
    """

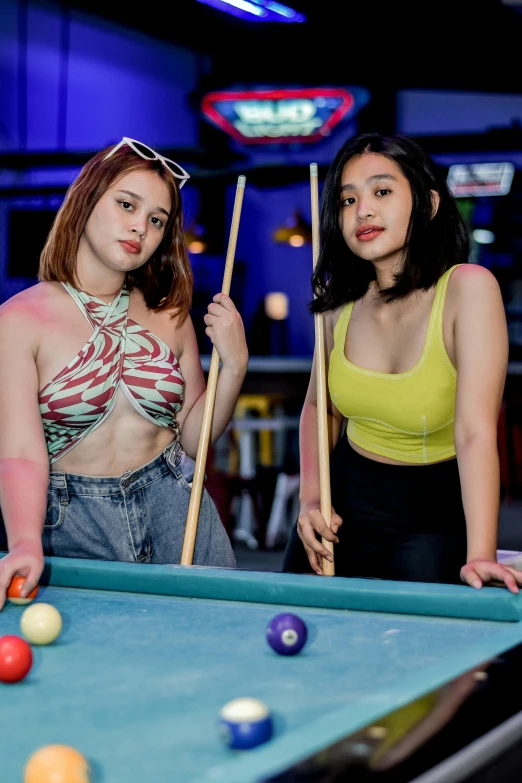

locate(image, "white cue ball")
(20, 603), (63, 645)
(220, 698), (269, 722)
(219, 697), (273, 750)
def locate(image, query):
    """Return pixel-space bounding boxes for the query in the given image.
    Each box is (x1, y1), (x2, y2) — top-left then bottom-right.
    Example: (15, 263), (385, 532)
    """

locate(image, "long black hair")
(311, 132), (470, 313)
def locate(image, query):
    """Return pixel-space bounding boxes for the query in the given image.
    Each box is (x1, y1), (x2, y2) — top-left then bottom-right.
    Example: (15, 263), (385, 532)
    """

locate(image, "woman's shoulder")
(323, 306), (351, 356)
(0, 283), (67, 356)
(326, 303), (352, 333)
(446, 263), (501, 298)
(445, 264), (503, 318)
(0, 281), (65, 323)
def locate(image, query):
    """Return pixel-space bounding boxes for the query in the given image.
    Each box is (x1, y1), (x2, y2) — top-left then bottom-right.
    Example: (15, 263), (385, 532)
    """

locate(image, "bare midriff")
(347, 437), (456, 467)
(51, 391), (177, 476)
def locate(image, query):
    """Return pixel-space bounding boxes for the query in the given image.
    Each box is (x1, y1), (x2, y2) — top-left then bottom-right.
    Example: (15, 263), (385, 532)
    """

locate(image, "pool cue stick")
(310, 163), (335, 576)
(181, 174), (246, 566)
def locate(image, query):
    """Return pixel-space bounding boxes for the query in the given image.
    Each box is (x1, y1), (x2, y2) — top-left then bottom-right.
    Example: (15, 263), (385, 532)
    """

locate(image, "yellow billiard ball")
(20, 603), (62, 645)
(24, 745), (89, 783)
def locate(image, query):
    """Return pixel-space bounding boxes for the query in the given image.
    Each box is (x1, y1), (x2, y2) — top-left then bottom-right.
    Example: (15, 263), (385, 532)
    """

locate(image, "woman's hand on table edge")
(461, 559), (522, 593)
(0, 539), (44, 610)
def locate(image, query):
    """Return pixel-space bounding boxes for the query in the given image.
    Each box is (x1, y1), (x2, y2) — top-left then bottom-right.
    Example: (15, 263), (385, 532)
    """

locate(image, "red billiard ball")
(0, 635), (33, 683)
(7, 575), (39, 606)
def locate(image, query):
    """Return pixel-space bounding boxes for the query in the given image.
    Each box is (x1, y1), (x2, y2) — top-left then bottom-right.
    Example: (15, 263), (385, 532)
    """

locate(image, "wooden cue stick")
(310, 162), (335, 576)
(181, 175), (246, 566)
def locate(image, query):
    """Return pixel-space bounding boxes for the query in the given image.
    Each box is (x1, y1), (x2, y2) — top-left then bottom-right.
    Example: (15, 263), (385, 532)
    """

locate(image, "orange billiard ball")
(24, 745), (90, 783)
(7, 575), (39, 606)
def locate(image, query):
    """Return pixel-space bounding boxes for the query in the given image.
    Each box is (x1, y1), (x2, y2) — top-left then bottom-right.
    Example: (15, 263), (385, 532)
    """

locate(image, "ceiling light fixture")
(185, 224), (207, 254)
(273, 211), (312, 247)
(472, 229), (495, 245)
(196, 0), (305, 22)
(264, 292), (289, 320)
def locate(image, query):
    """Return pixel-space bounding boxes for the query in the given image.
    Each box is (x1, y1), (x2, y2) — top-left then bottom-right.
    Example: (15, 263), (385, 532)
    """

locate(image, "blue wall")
(0, 0), (201, 301)
(0, 0), (200, 152)
(182, 180), (317, 356)
(232, 180), (316, 355)
(397, 90), (522, 135)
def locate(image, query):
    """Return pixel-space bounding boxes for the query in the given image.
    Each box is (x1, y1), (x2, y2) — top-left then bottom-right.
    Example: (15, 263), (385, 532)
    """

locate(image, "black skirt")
(282, 434), (467, 584)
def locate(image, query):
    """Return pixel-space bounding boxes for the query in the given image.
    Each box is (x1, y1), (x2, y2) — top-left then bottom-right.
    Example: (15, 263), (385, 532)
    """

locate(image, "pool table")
(2, 556), (522, 783)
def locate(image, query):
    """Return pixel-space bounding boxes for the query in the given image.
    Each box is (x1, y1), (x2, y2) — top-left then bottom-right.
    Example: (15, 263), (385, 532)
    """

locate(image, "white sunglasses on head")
(103, 137), (190, 189)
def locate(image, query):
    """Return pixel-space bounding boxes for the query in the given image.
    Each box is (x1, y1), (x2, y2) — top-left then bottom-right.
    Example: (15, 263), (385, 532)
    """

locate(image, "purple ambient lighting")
(196, 0), (306, 22)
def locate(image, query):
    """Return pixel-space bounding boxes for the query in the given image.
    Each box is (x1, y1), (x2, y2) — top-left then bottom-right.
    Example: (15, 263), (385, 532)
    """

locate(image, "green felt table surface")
(2, 557), (522, 783)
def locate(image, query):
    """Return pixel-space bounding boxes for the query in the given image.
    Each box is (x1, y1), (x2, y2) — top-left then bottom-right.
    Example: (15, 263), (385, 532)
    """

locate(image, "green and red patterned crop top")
(39, 285), (184, 464)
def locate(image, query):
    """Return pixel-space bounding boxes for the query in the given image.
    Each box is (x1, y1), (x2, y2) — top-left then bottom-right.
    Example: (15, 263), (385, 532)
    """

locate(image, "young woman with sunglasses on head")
(283, 132), (522, 593)
(0, 139), (247, 606)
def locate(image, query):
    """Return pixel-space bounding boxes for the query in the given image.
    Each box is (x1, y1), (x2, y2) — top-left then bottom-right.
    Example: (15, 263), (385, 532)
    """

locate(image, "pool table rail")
(32, 556), (522, 623)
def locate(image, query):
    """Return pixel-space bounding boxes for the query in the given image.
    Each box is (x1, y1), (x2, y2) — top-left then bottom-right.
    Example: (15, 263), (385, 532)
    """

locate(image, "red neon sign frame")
(201, 88), (356, 144)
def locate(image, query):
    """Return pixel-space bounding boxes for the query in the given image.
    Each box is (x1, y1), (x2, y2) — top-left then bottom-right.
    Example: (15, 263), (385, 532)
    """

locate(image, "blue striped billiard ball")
(219, 698), (273, 750)
(266, 613), (308, 655)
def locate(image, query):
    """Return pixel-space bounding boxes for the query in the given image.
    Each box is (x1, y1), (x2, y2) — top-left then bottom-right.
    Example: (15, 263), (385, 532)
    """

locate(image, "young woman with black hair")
(283, 132), (522, 592)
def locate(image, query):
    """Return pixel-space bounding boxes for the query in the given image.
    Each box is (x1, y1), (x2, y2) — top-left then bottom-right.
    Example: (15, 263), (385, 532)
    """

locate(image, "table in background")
(3, 557), (522, 782)
(201, 356), (313, 399)
(202, 356), (522, 384)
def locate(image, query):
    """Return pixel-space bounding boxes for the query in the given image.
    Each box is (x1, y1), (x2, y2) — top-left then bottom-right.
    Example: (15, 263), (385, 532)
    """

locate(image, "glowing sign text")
(202, 88), (369, 144)
(447, 162), (515, 197)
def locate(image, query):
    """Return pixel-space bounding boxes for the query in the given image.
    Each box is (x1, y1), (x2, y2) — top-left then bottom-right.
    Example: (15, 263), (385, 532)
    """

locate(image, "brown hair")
(38, 144), (193, 322)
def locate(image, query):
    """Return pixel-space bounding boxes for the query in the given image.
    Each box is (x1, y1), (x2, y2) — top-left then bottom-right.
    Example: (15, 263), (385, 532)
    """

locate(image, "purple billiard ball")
(266, 613), (308, 655)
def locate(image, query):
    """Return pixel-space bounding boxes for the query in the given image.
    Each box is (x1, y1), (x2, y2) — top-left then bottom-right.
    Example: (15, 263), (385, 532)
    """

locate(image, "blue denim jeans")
(42, 440), (236, 568)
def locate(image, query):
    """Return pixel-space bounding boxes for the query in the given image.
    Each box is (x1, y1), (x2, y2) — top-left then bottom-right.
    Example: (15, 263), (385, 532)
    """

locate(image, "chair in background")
(233, 394), (278, 469)
(206, 393), (301, 550)
(229, 394), (283, 549)
(265, 472), (300, 549)
(204, 441), (265, 545)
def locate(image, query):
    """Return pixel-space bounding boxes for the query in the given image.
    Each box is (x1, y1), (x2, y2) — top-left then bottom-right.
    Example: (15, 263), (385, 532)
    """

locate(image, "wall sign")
(201, 87), (369, 144)
(447, 162), (515, 197)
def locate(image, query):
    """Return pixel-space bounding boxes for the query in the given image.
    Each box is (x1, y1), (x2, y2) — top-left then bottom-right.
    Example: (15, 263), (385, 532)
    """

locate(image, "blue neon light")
(213, 0), (266, 16)
(265, 1), (295, 17)
(196, 0), (306, 22)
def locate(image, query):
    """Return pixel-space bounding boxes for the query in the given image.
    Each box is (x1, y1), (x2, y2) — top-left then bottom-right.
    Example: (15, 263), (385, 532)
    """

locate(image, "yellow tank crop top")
(328, 265), (461, 464)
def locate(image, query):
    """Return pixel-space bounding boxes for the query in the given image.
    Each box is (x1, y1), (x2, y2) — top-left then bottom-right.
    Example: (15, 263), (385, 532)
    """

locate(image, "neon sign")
(447, 162), (515, 197)
(201, 88), (369, 144)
